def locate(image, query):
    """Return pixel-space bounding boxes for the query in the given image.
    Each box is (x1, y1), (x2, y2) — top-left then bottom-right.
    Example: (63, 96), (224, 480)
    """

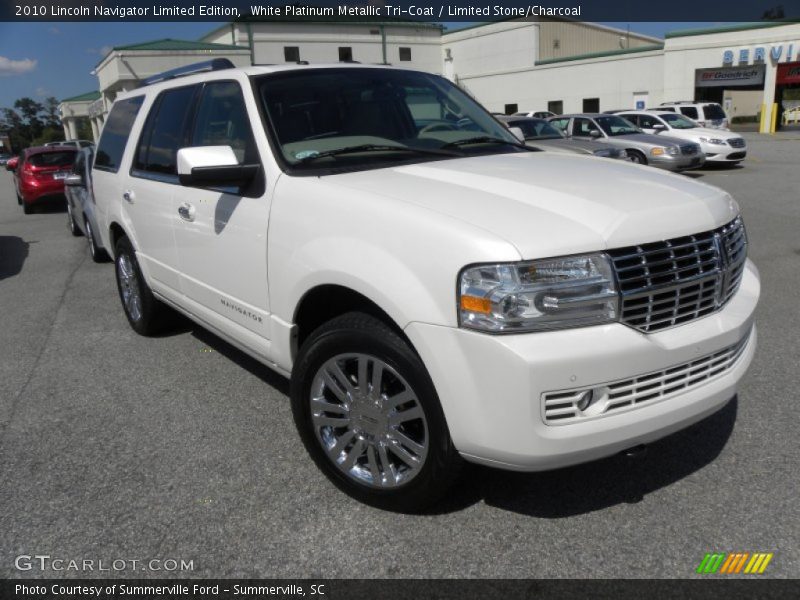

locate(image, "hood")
(325, 152), (739, 259)
(527, 139), (592, 155)
(691, 127), (742, 139)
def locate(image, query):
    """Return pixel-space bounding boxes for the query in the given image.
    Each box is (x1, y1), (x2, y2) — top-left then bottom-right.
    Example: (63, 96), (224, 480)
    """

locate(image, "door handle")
(122, 190), (135, 203)
(178, 202), (196, 222)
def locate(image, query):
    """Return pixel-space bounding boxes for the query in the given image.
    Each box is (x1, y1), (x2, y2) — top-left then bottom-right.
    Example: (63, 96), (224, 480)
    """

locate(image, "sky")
(0, 21), (721, 111)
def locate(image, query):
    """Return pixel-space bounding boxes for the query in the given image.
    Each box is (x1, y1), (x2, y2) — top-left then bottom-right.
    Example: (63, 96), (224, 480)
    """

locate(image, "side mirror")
(6, 158), (18, 171)
(177, 146), (258, 188)
(589, 129), (602, 138)
(64, 174), (83, 186)
(508, 127), (526, 142)
(652, 123), (667, 131)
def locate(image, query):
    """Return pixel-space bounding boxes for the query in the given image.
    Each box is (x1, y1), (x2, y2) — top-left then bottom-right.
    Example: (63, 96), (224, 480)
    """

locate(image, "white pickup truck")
(92, 61), (759, 511)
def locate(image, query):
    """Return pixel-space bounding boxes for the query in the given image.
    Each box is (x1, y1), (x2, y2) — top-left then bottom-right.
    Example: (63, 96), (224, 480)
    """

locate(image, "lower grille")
(542, 329), (752, 425)
(727, 151), (746, 160)
(728, 138), (746, 148)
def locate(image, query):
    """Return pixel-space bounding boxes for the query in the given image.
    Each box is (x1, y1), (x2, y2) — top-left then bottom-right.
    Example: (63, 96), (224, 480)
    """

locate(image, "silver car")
(64, 147), (110, 263)
(498, 115), (629, 160)
(548, 113), (705, 171)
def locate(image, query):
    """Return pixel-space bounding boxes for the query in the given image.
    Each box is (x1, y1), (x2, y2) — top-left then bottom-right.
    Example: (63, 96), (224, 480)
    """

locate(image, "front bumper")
(650, 153), (706, 171)
(405, 260), (759, 472)
(703, 147), (747, 162)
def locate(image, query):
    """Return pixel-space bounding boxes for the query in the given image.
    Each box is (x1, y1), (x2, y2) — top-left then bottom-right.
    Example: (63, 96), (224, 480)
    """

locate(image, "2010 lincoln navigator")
(91, 60), (759, 511)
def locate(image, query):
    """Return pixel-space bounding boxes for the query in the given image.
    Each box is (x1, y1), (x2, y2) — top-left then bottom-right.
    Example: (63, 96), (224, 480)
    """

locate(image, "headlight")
(592, 149), (613, 158)
(700, 137), (726, 145)
(650, 146), (678, 156)
(458, 254), (618, 333)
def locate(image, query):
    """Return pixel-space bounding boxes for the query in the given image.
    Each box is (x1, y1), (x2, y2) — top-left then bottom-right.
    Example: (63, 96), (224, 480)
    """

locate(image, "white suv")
(92, 61), (759, 511)
(656, 102), (730, 130)
(617, 110), (747, 164)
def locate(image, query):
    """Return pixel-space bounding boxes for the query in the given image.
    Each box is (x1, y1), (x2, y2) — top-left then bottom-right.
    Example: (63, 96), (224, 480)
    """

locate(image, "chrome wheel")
(117, 253), (142, 322)
(310, 353), (429, 489)
(86, 220), (96, 259)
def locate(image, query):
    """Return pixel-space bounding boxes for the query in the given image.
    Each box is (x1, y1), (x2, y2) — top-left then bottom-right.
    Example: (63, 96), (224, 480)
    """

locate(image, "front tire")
(114, 236), (167, 335)
(22, 201), (32, 215)
(291, 312), (463, 512)
(628, 150), (647, 165)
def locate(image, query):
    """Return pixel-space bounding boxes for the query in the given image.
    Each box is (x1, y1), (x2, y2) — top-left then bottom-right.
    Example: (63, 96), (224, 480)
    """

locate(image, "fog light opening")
(576, 387), (608, 416)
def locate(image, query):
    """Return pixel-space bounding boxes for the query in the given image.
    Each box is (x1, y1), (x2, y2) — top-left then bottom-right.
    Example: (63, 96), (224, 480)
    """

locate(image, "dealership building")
(59, 18), (800, 141)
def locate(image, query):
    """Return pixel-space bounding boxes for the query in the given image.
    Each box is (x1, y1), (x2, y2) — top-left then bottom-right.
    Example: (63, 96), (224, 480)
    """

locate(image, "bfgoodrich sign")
(696, 65), (766, 87)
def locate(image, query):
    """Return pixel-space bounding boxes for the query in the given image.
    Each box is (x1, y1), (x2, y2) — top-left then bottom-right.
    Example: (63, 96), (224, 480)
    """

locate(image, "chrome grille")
(608, 217), (747, 332)
(542, 329), (752, 424)
(680, 143), (700, 156)
(728, 138), (746, 148)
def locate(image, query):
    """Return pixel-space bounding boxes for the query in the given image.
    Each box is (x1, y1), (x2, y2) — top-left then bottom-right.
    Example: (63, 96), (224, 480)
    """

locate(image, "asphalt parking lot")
(1, 135), (799, 579)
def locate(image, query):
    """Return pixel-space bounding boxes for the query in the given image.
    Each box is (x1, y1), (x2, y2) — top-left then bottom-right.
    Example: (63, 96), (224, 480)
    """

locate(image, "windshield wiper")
(296, 144), (458, 163)
(441, 136), (529, 150)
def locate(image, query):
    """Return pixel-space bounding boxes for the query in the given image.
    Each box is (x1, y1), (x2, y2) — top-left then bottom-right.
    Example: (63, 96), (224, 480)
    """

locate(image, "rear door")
(171, 80), (272, 355)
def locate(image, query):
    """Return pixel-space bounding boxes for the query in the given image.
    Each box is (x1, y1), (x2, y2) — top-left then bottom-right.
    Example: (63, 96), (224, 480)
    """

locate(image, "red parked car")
(11, 146), (77, 214)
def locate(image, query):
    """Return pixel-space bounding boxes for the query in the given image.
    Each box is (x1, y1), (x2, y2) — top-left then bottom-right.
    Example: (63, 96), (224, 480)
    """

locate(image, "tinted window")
(284, 46), (300, 62)
(135, 86), (196, 176)
(637, 114), (662, 129)
(572, 118), (598, 137)
(679, 106), (699, 120)
(72, 152), (85, 174)
(29, 151), (76, 167)
(95, 96), (144, 172)
(703, 104), (726, 119)
(191, 81), (258, 164)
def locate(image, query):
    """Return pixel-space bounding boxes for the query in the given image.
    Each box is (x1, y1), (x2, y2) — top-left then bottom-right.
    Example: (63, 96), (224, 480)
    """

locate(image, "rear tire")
(114, 236), (168, 335)
(85, 218), (110, 263)
(67, 203), (82, 237)
(628, 150), (647, 165)
(16, 192), (22, 206)
(22, 201), (32, 215)
(291, 312), (463, 512)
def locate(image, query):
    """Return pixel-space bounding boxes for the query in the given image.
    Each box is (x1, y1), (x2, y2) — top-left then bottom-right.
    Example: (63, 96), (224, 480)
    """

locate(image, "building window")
(399, 47), (412, 61)
(504, 103), (518, 115)
(548, 100), (563, 115)
(583, 98), (600, 113)
(339, 47), (353, 62)
(284, 47), (300, 62)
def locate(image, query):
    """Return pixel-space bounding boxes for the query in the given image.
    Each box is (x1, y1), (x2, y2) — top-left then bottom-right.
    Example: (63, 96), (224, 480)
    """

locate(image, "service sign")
(695, 66), (766, 87)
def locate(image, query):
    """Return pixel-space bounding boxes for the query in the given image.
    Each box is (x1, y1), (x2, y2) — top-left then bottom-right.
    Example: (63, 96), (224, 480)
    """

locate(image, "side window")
(191, 81), (258, 165)
(94, 96), (144, 173)
(679, 106), (699, 120)
(572, 118), (596, 137)
(134, 85), (197, 177)
(638, 114), (660, 129)
(549, 118), (569, 132)
(621, 114), (639, 126)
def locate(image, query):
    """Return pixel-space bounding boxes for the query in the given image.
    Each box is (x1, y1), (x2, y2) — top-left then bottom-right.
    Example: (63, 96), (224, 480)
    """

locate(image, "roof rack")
(138, 58), (235, 87)
(660, 101), (694, 105)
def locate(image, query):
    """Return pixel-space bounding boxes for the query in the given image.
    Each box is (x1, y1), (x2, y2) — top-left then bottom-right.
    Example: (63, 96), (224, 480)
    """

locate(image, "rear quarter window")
(95, 96), (145, 173)
(679, 106), (699, 120)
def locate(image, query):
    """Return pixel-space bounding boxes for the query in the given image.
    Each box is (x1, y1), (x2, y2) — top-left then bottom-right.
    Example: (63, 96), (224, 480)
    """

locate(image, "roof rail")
(660, 101), (694, 105)
(138, 58), (235, 87)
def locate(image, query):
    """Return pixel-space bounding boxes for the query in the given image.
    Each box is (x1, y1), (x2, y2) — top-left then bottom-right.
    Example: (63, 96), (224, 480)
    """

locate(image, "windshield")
(508, 119), (564, 140)
(255, 68), (523, 171)
(660, 113), (698, 129)
(703, 104), (726, 120)
(594, 116), (641, 136)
